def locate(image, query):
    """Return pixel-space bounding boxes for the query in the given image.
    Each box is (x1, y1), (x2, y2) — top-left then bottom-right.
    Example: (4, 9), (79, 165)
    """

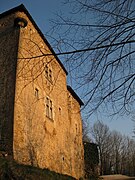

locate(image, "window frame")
(34, 87), (39, 100)
(45, 64), (53, 83)
(45, 97), (53, 120)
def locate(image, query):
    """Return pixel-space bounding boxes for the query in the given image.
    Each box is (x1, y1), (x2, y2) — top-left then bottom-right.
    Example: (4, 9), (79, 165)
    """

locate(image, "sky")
(0, 0), (65, 32)
(0, 0), (134, 138)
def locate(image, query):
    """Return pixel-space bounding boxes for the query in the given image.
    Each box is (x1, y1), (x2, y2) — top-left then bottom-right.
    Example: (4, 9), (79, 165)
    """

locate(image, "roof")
(83, 142), (99, 165)
(0, 4), (68, 75)
(67, 86), (84, 106)
(83, 141), (98, 147)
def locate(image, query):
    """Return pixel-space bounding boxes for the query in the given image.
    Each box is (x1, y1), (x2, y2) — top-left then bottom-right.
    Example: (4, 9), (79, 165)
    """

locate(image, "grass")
(0, 157), (76, 180)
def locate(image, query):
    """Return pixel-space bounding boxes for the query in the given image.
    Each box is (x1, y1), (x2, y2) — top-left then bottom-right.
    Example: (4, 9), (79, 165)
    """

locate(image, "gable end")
(0, 4), (68, 75)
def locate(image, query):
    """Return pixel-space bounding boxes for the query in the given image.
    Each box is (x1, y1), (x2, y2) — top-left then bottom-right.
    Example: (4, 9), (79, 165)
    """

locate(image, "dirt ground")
(100, 174), (135, 180)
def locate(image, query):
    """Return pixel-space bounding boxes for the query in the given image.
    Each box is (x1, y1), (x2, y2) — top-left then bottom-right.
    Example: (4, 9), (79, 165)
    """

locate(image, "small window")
(49, 69), (52, 82)
(45, 65), (52, 82)
(35, 88), (39, 99)
(75, 124), (77, 133)
(45, 65), (48, 78)
(59, 107), (62, 115)
(46, 97), (53, 119)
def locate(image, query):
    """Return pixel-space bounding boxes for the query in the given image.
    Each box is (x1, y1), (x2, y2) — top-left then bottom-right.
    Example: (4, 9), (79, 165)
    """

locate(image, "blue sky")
(1, 0), (134, 138)
(0, 0), (66, 32)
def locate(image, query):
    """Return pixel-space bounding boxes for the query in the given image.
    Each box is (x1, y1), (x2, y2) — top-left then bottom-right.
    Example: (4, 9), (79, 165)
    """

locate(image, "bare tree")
(48, 0), (135, 116)
(90, 120), (111, 175)
(90, 120), (135, 176)
(110, 131), (123, 174)
(82, 120), (91, 142)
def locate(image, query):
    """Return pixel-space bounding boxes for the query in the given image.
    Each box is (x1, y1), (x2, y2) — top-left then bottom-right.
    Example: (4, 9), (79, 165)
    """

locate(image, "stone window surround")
(45, 96), (53, 120)
(45, 64), (53, 83)
(34, 87), (39, 100)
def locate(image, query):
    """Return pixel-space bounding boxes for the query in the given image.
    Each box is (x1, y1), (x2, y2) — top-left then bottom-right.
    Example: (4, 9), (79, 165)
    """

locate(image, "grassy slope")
(0, 157), (76, 180)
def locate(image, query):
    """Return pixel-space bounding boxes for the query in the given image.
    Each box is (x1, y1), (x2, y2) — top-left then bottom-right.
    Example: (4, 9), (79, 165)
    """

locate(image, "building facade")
(0, 5), (84, 179)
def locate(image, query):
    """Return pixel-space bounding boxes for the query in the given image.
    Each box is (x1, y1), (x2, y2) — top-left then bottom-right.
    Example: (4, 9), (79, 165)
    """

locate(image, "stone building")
(84, 142), (100, 178)
(0, 4), (84, 179)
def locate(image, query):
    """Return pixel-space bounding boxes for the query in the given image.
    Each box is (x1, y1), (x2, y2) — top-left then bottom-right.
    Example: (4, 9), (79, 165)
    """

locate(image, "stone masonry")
(0, 5), (84, 179)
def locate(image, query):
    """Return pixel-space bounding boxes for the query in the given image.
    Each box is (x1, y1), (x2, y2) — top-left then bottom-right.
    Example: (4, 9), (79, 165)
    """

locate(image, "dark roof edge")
(0, 4), (68, 75)
(67, 85), (84, 106)
(83, 141), (98, 146)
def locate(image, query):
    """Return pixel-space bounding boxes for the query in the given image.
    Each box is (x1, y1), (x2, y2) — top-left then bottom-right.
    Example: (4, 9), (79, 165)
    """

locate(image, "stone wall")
(67, 89), (84, 178)
(0, 7), (84, 179)
(0, 13), (20, 154)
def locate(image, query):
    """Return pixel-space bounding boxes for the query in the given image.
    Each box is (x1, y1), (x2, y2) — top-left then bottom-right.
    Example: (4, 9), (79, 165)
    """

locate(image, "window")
(35, 88), (39, 99)
(49, 69), (52, 82)
(75, 123), (78, 133)
(45, 65), (52, 82)
(59, 107), (62, 115)
(46, 97), (53, 119)
(45, 65), (48, 78)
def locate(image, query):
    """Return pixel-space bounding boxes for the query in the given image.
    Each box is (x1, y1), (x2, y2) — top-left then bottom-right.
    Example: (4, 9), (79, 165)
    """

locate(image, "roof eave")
(67, 85), (84, 106)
